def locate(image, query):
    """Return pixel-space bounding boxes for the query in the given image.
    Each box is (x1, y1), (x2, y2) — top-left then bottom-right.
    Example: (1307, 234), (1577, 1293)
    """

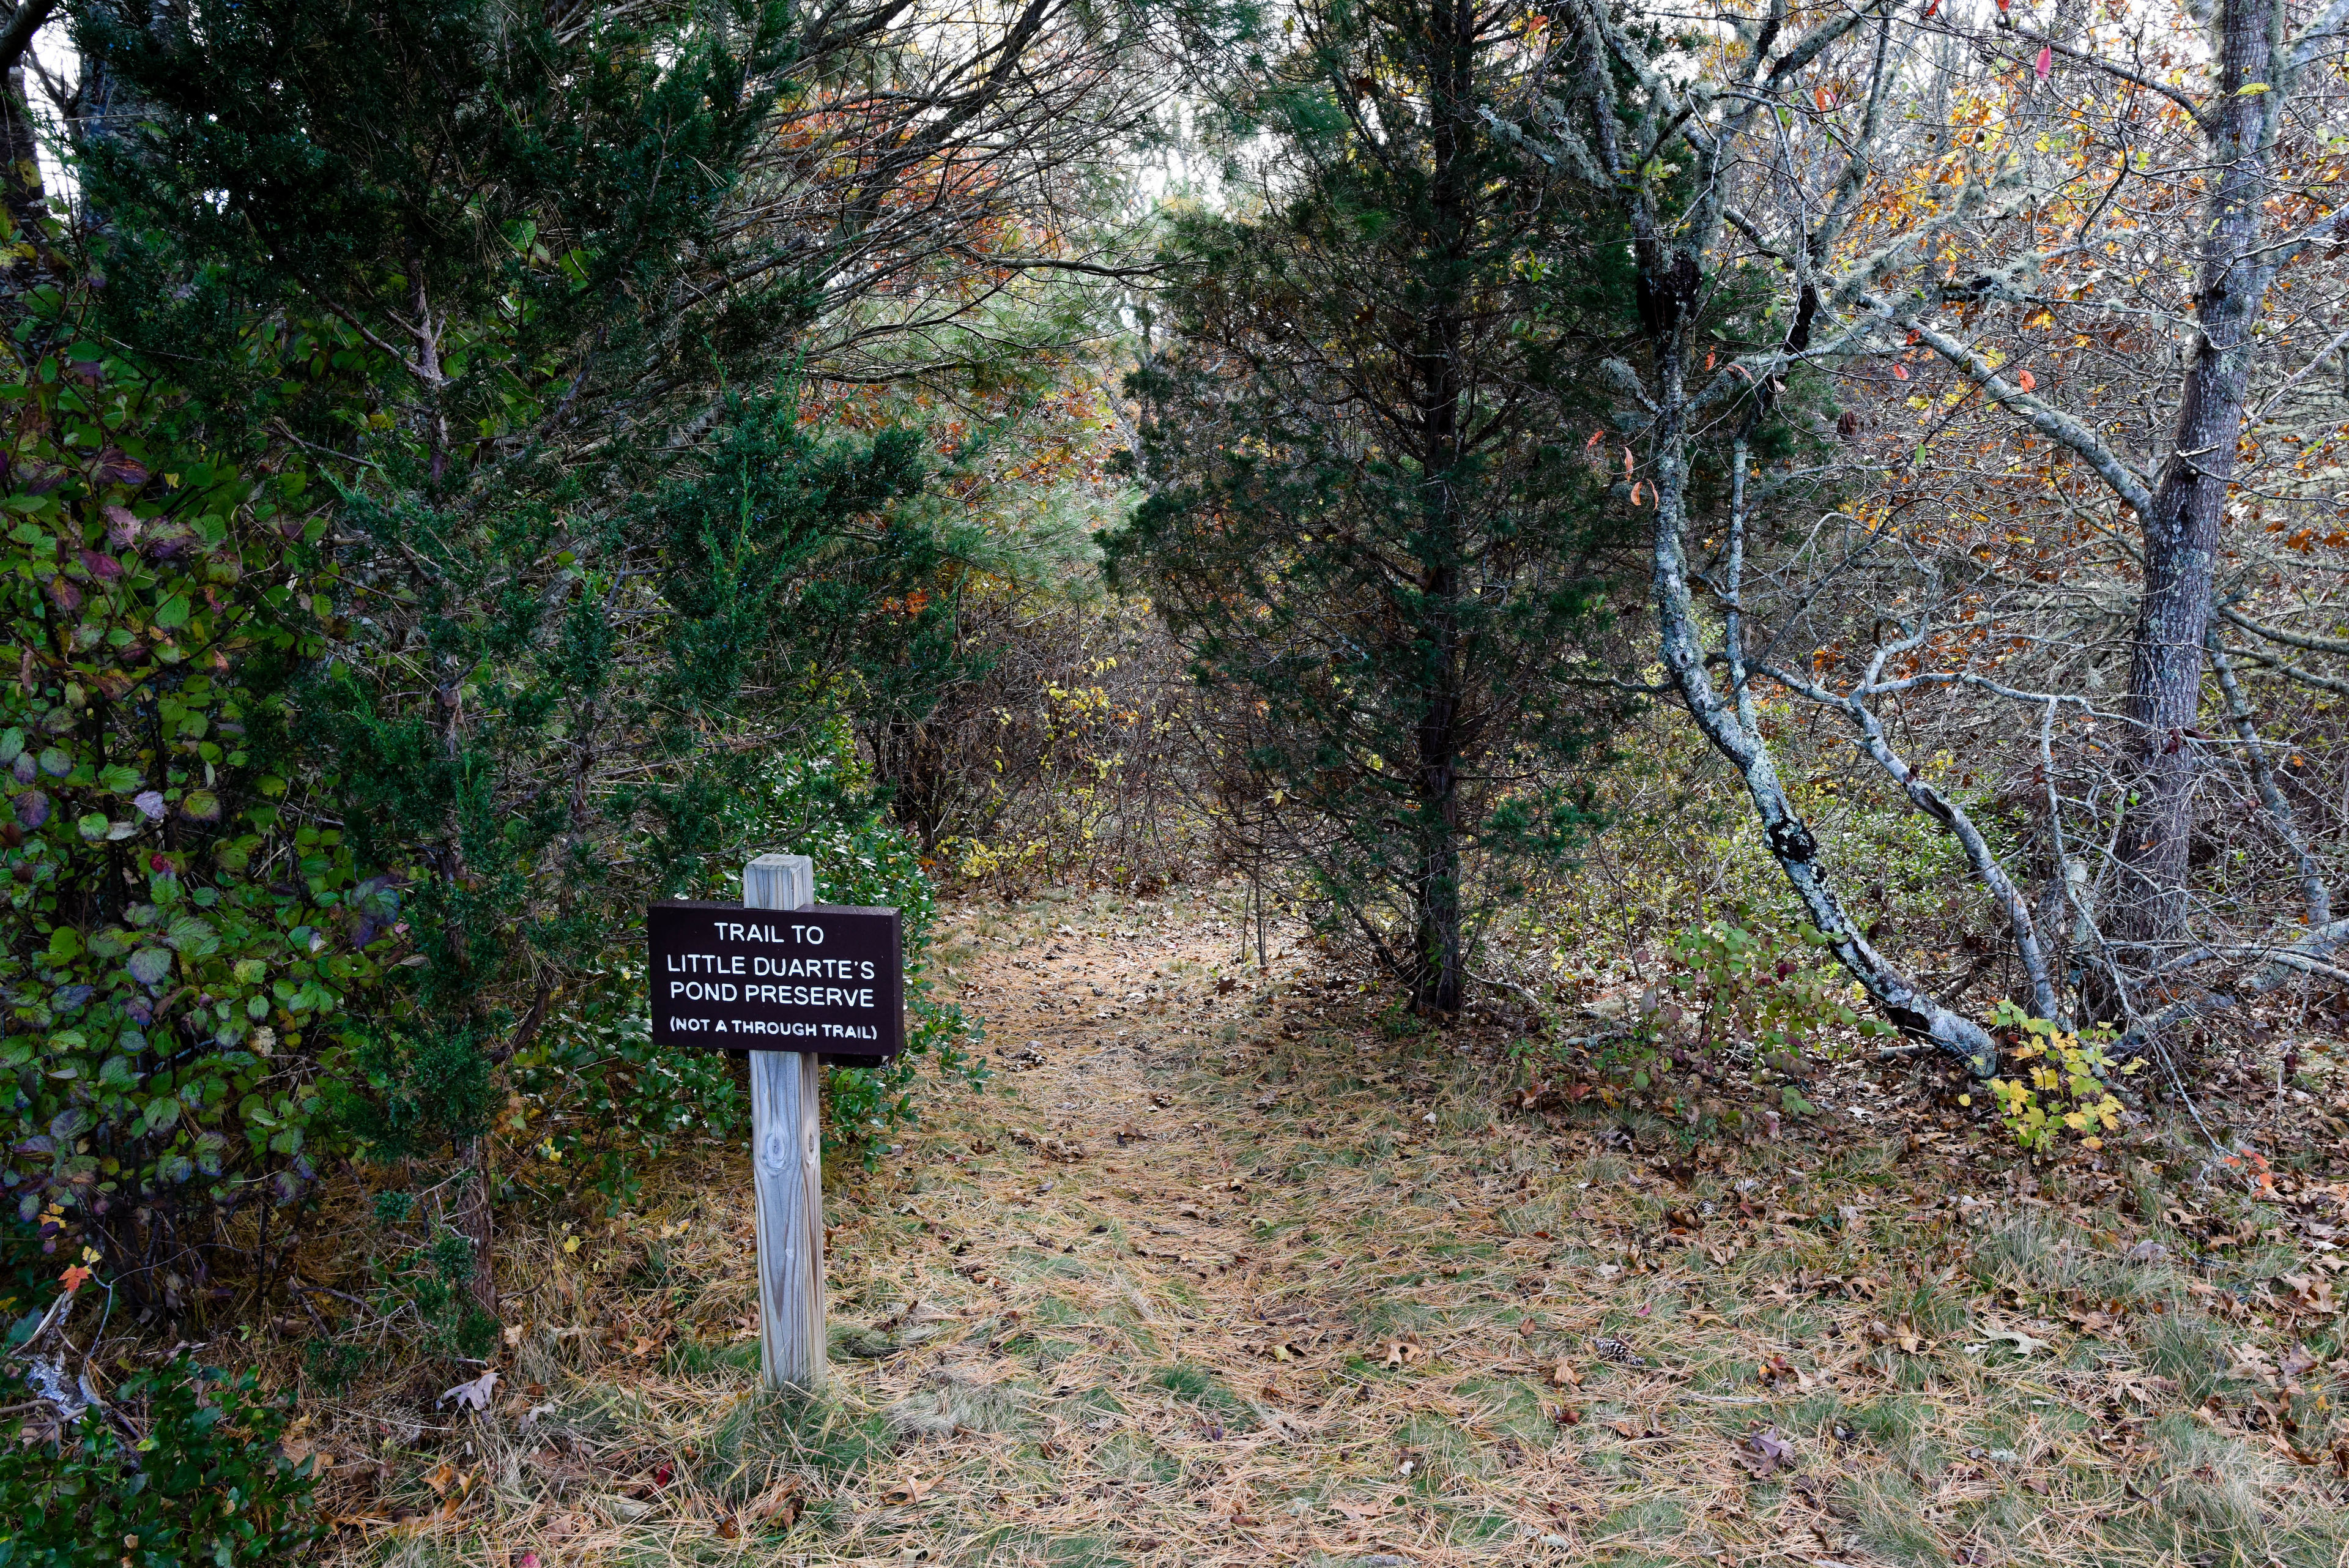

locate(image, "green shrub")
(1595, 912), (1891, 1122)
(0, 1358), (323, 1566)
(803, 784), (986, 1165)
(506, 723), (983, 1193)
(0, 251), (380, 1293)
(1979, 1003), (2139, 1153)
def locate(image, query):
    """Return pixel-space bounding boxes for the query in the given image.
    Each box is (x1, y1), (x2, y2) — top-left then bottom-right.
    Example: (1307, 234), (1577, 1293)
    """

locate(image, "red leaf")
(2035, 45), (2052, 80)
(1893, 364), (1909, 380)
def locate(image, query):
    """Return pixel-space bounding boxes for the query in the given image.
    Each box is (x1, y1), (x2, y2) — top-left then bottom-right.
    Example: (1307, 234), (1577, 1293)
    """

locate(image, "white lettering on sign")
(662, 953), (875, 980)
(700, 920), (855, 945)
(664, 978), (876, 1007)
(647, 901), (902, 1059)
(661, 1018), (882, 1040)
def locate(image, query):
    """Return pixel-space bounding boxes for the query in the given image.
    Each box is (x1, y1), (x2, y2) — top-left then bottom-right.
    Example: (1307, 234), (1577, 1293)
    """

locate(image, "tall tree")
(54, 0), (1159, 1316)
(1529, 0), (2349, 1066)
(1110, 0), (1635, 1013)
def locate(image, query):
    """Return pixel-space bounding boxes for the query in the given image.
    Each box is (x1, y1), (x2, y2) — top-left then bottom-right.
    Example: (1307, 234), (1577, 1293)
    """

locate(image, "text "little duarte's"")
(664, 921), (876, 1011)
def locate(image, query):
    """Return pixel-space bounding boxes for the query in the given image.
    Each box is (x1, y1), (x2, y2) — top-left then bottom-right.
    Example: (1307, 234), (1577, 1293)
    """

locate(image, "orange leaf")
(59, 1265), (92, 1293)
(2016, 369), (2037, 391)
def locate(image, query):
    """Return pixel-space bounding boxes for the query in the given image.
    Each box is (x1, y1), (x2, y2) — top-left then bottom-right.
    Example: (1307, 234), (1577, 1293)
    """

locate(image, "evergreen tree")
(1107, 0), (1637, 1012)
(37, 0), (1143, 1315)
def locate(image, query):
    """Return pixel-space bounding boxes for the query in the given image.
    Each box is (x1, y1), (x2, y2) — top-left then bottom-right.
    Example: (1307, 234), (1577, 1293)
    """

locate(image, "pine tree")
(1108, 0), (1638, 1013)
(53, 0), (1144, 1315)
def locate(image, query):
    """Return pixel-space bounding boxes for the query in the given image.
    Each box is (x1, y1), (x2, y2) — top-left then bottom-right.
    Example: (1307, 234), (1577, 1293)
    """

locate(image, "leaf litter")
(245, 882), (2349, 1565)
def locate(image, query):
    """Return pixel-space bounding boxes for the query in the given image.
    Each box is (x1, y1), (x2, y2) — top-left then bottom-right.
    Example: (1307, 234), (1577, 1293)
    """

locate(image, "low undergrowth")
(15, 884), (2349, 1566)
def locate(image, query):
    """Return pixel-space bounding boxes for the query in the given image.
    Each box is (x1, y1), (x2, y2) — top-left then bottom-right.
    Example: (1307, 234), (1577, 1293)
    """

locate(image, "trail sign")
(645, 854), (905, 1392)
(647, 899), (903, 1062)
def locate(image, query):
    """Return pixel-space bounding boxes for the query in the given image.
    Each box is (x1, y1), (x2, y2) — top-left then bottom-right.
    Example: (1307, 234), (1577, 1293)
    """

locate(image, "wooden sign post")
(647, 855), (905, 1393)
(743, 853), (825, 1392)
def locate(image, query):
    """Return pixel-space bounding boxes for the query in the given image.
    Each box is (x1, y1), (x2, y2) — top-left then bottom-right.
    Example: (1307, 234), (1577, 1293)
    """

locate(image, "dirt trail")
(798, 888), (1667, 1566)
(328, 884), (2349, 1568)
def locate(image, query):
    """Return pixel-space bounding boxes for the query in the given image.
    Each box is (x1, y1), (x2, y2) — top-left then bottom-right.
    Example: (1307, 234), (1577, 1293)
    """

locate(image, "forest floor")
(312, 882), (2349, 1567)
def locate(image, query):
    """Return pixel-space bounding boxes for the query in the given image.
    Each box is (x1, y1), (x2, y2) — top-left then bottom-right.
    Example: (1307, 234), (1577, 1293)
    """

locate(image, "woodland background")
(0, 0), (2343, 1558)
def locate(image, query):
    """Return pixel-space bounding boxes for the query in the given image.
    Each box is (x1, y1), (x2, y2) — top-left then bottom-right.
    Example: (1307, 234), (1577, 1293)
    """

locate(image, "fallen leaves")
(1007, 1128), (1086, 1161)
(1737, 1425), (1797, 1477)
(1861, 1317), (1932, 1354)
(437, 1369), (499, 1413)
(1243, 1336), (1308, 1362)
(2279, 1273), (2339, 1316)
(746, 1481), (804, 1528)
(283, 891), (2349, 1568)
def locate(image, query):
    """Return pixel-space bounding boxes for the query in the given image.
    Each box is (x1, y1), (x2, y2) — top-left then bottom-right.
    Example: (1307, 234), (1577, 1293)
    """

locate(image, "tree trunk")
(1628, 208), (2000, 1074)
(1405, 0), (1474, 1017)
(0, 3), (58, 236)
(454, 1135), (498, 1320)
(1, 65), (40, 229)
(2105, 0), (2276, 976)
(1411, 793), (1464, 1013)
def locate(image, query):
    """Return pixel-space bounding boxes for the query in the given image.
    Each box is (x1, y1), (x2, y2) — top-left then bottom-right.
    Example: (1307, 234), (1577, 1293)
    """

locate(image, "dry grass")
(278, 883), (2349, 1567)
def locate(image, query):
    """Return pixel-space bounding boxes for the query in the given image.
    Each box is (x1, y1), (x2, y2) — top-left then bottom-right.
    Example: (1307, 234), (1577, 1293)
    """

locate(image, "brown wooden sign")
(647, 899), (903, 1062)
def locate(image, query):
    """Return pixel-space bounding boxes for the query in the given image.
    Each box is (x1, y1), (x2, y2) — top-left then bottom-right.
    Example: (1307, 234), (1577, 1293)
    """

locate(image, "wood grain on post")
(743, 853), (826, 1392)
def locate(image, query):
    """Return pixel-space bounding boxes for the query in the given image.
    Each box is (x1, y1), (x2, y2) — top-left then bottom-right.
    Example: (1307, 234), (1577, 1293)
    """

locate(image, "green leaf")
(47, 925), (84, 962)
(99, 763), (144, 793)
(164, 915), (219, 956)
(154, 592), (191, 629)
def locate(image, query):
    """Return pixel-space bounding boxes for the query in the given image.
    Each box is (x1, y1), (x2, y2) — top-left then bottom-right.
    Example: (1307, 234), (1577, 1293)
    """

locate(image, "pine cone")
(1593, 1336), (1646, 1367)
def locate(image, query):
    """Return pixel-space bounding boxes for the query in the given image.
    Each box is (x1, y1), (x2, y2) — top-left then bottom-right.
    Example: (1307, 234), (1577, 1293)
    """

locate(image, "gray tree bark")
(2105, 0), (2289, 973)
